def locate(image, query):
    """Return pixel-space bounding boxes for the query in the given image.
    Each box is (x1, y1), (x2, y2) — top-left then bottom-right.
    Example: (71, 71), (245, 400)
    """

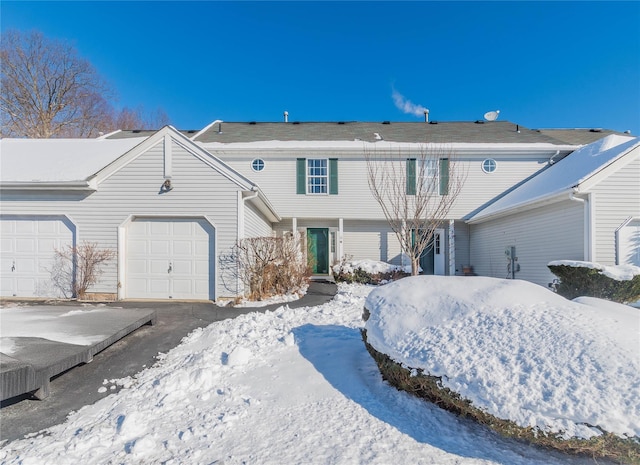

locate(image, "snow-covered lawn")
(0, 281), (632, 464)
(365, 276), (640, 441)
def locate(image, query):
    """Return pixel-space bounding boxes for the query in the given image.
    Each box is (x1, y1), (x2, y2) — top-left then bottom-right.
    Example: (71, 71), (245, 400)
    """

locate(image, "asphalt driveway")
(0, 281), (337, 444)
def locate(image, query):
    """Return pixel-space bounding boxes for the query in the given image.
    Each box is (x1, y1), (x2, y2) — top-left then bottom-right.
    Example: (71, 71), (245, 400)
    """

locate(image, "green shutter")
(406, 158), (416, 195)
(329, 158), (338, 195)
(297, 158), (306, 194)
(439, 158), (449, 195)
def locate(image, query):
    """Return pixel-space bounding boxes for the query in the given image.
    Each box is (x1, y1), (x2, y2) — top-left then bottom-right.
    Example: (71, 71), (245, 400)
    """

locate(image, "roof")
(108, 121), (571, 145)
(534, 128), (633, 145)
(467, 134), (640, 223)
(0, 137), (147, 183)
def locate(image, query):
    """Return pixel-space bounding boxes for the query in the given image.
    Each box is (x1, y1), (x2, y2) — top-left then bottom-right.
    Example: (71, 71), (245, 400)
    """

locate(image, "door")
(126, 218), (214, 299)
(307, 228), (329, 274)
(0, 216), (75, 297)
(416, 229), (445, 275)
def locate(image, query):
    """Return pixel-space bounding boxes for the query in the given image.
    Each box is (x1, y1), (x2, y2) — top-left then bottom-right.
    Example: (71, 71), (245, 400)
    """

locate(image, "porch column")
(338, 218), (344, 261)
(448, 219), (456, 276)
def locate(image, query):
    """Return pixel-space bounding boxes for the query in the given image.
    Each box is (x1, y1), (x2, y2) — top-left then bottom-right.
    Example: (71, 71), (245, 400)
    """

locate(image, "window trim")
(306, 158), (329, 195)
(482, 158), (497, 174)
(251, 158), (265, 172)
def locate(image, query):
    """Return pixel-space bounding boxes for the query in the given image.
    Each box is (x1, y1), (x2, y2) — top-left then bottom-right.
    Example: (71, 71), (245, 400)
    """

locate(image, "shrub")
(332, 257), (409, 285)
(234, 234), (311, 301)
(361, 327), (640, 464)
(52, 242), (115, 299)
(548, 262), (640, 303)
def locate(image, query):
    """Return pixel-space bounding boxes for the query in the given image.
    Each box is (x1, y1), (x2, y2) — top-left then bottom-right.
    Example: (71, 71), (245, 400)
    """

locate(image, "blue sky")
(3, 1), (639, 134)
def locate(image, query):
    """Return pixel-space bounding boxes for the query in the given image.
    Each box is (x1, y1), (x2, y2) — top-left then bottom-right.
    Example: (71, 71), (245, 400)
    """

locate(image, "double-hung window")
(297, 158), (338, 195)
(307, 159), (328, 194)
(406, 158), (449, 195)
(422, 159), (439, 193)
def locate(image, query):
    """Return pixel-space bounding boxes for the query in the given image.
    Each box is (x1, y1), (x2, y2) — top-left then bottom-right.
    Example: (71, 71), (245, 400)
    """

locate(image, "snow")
(365, 276), (640, 440)
(0, 137), (147, 182)
(0, 306), (111, 352)
(470, 135), (639, 222)
(549, 259), (640, 281)
(3, 284), (612, 464)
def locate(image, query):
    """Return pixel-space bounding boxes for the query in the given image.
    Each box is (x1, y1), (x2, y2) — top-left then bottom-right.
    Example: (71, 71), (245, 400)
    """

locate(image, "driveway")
(0, 281), (337, 443)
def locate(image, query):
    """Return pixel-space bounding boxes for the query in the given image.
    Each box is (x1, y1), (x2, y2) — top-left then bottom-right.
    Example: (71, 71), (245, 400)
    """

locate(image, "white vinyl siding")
(470, 200), (584, 286)
(244, 202), (274, 238)
(216, 150), (555, 221)
(342, 220), (402, 265)
(589, 156), (640, 265)
(452, 220), (471, 275)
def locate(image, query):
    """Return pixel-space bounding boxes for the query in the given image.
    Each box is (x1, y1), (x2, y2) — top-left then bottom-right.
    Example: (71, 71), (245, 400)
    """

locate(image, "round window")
(482, 158), (497, 173)
(252, 158), (265, 172)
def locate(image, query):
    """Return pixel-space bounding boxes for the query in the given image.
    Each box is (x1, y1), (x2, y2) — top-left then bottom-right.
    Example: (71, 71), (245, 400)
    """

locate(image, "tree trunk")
(411, 256), (420, 276)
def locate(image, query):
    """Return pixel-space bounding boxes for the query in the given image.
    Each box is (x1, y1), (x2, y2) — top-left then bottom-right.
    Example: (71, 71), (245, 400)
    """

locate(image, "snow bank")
(549, 259), (640, 281)
(364, 276), (640, 440)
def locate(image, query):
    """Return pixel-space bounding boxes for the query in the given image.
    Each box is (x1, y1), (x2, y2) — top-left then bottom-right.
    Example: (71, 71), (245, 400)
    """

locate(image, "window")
(482, 158), (497, 173)
(251, 158), (265, 172)
(297, 158), (338, 195)
(307, 159), (328, 194)
(422, 159), (439, 192)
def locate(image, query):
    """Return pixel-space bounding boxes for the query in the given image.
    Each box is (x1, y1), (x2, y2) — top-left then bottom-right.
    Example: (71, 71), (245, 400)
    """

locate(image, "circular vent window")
(482, 158), (497, 173)
(252, 158), (265, 172)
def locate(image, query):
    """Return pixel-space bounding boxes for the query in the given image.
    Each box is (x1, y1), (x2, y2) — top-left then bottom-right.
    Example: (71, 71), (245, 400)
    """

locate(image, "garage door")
(618, 218), (640, 266)
(126, 218), (214, 300)
(0, 216), (75, 298)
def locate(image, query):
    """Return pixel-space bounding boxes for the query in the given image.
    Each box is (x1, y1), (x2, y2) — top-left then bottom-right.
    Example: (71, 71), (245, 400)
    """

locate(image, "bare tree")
(1, 30), (114, 138)
(365, 144), (465, 275)
(114, 106), (171, 130)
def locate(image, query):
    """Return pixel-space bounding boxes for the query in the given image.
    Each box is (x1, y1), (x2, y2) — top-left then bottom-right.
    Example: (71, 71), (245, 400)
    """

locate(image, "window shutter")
(329, 158), (338, 195)
(406, 158), (416, 195)
(296, 158), (306, 194)
(439, 158), (450, 195)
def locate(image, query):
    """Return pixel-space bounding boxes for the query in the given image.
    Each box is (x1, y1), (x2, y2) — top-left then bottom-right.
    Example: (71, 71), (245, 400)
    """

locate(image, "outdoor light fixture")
(160, 179), (172, 193)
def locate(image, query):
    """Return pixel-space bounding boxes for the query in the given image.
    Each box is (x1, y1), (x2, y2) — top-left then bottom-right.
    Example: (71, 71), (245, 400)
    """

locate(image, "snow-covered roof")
(0, 137), (148, 183)
(468, 134), (640, 223)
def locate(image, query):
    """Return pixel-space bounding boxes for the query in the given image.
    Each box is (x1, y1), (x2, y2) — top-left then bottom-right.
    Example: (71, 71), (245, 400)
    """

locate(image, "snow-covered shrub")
(548, 260), (640, 303)
(332, 258), (409, 284)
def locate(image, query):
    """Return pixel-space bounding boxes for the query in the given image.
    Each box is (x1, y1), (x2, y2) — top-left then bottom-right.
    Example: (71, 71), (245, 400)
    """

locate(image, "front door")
(307, 228), (329, 274)
(417, 229), (445, 275)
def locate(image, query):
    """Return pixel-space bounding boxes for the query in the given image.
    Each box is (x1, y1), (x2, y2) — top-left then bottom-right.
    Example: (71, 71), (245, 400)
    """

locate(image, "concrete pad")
(0, 307), (156, 401)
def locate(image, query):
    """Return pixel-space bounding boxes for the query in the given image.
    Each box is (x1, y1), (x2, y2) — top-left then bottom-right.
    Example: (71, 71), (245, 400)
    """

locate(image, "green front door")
(307, 228), (329, 274)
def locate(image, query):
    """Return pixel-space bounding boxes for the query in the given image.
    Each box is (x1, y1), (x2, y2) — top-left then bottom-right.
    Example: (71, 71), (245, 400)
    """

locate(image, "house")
(1, 120), (637, 300)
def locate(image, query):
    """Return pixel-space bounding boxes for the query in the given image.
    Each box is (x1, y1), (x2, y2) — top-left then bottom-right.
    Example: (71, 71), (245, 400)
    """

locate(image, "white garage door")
(618, 218), (640, 266)
(126, 218), (214, 300)
(0, 216), (75, 298)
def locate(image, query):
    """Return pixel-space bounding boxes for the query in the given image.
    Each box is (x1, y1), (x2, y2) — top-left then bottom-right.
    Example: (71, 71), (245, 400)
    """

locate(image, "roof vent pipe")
(424, 109), (429, 123)
(284, 111), (288, 123)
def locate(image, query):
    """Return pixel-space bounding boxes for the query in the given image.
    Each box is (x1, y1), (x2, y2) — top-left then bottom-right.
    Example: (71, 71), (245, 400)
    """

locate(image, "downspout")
(569, 192), (592, 261)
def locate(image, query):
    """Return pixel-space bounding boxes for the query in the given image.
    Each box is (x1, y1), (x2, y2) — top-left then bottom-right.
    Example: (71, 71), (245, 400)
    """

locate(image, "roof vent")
(382, 121), (390, 125)
(337, 121), (345, 125)
(424, 109), (429, 123)
(284, 111), (288, 123)
(589, 128), (603, 133)
(132, 130), (141, 133)
(292, 121), (300, 125)
(249, 121), (257, 125)
(475, 120), (485, 124)
(429, 121), (438, 125)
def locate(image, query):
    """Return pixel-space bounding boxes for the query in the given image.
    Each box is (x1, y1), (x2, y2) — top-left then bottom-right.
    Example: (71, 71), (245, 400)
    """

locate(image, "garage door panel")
(126, 218), (214, 300)
(0, 217), (75, 298)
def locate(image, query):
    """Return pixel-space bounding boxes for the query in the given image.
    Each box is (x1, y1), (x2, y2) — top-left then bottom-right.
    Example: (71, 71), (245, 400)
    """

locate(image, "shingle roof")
(534, 128), (631, 145)
(106, 121), (572, 145)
